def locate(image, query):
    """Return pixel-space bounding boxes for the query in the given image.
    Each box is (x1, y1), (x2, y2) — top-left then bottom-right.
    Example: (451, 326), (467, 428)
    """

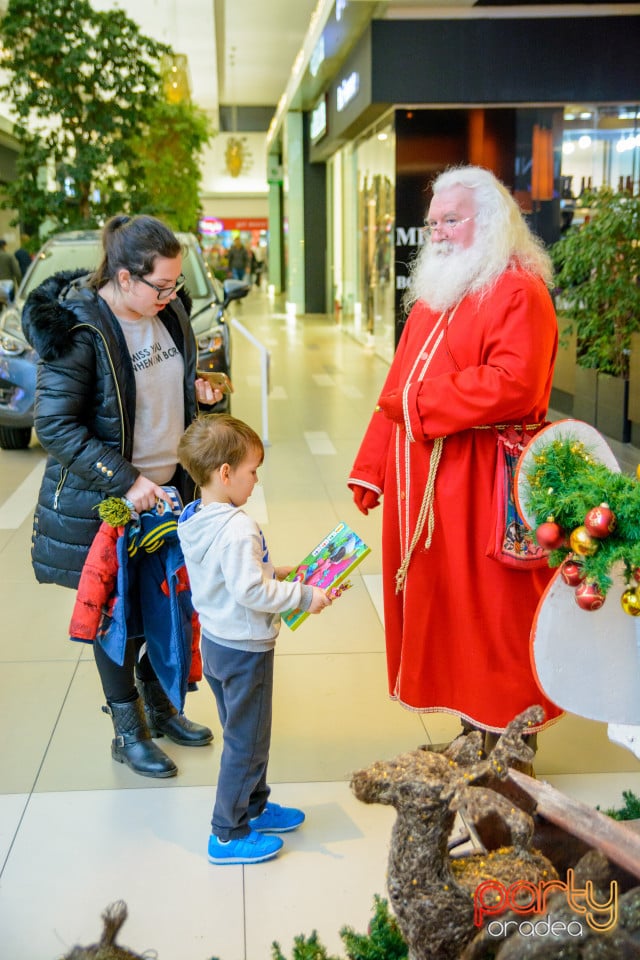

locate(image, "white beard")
(408, 239), (501, 312)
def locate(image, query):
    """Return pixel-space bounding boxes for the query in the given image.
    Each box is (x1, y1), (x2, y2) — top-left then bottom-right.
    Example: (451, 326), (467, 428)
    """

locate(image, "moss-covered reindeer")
(350, 707), (556, 960)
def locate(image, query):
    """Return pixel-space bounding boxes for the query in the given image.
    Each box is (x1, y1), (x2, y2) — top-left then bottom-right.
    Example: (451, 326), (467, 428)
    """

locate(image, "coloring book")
(282, 521), (370, 630)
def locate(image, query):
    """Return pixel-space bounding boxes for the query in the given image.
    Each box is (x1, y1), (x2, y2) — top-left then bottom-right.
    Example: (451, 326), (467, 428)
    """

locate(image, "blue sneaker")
(208, 828), (283, 864)
(250, 801), (305, 833)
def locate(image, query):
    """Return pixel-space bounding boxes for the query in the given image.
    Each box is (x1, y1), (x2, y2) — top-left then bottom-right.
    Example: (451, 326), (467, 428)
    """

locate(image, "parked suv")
(0, 230), (244, 449)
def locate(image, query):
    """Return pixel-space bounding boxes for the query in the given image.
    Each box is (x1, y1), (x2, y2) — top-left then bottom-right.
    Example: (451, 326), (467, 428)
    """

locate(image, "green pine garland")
(339, 895), (408, 960)
(601, 789), (640, 821)
(271, 897), (407, 960)
(525, 436), (640, 594)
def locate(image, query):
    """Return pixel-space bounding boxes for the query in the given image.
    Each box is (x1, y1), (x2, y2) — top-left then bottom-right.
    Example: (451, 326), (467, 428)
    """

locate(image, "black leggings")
(94, 636), (158, 704)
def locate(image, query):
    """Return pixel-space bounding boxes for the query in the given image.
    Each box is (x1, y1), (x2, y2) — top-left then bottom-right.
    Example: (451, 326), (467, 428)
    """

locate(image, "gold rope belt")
(394, 422), (542, 593)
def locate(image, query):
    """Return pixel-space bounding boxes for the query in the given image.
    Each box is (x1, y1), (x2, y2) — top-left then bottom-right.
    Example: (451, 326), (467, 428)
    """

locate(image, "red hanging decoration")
(575, 580), (606, 611)
(584, 503), (617, 539)
(560, 557), (586, 586)
(535, 521), (565, 550)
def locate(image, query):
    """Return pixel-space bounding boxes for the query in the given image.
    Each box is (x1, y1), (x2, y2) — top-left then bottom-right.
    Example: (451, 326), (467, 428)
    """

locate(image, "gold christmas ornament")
(621, 588), (640, 617)
(569, 525), (598, 557)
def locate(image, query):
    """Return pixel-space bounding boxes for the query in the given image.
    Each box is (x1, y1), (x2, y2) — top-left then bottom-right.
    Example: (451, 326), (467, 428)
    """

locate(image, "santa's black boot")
(137, 678), (213, 746)
(104, 697), (177, 778)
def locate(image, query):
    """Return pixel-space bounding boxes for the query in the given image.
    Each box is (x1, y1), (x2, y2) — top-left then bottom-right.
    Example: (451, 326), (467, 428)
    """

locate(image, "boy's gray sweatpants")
(203, 638), (274, 840)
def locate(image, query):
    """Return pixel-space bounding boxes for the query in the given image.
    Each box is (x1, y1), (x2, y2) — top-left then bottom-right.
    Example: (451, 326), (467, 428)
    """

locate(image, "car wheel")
(0, 425), (32, 450)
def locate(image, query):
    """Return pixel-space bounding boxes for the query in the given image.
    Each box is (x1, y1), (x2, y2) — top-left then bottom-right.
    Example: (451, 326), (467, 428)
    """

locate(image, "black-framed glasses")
(133, 273), (185, 301)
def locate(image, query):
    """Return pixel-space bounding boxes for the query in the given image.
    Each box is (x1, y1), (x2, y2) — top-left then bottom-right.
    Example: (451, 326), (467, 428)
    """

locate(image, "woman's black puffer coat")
(22, 270), (198, 589)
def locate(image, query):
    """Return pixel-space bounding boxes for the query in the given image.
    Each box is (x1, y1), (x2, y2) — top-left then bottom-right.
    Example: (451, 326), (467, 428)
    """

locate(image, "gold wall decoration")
(224, 136), (253, 178)
(161, 53), (190, 105)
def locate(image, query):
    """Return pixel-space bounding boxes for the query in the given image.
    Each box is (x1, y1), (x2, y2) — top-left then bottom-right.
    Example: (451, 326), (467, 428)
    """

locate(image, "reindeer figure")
(350, 707), (556, 960)
(63, 902), (147, 960)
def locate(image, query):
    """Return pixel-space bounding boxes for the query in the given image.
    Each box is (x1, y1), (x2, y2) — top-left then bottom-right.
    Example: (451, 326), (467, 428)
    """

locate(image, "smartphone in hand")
(196, 370), (234, 394)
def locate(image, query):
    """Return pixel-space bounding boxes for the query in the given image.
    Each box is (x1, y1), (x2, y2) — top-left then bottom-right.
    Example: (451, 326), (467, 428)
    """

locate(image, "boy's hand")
(309, 586), (333, 614)
(275, 565), (295, 581)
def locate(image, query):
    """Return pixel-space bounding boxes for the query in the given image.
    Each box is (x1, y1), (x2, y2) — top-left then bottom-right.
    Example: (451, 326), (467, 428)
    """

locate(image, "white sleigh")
(516, 419), (640, 758)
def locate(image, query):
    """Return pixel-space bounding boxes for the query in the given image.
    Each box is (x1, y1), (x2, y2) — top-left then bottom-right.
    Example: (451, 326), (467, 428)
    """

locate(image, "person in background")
(21, 214), (224, 779)
(253, 244), (266, 288)
(348, 165), (563, 765)
(14, 234), (33, 278)
(0, 238), (22, 300)
(177, 414), (332, 864)
(227, 235), (249, 282)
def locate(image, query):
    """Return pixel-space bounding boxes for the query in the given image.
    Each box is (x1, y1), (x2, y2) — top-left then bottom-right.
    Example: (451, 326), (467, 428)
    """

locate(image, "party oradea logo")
(474, 869), (618, 938)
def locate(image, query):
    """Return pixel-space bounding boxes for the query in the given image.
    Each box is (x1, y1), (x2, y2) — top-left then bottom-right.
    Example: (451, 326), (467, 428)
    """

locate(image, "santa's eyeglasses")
(422, 216), (475, 238)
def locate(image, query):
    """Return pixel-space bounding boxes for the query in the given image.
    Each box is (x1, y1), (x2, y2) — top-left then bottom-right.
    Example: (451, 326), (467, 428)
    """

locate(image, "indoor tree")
(551, 188), (640, 379)
(0, 0), (209, 232)
(130, 97), (213, 234)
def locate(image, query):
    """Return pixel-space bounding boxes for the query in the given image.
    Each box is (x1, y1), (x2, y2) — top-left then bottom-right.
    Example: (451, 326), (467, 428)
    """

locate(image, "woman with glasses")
(22, 214), (222, 778)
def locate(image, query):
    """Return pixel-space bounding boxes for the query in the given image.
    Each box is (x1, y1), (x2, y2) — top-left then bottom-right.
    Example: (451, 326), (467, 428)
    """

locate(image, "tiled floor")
(1, 290), (639, 959)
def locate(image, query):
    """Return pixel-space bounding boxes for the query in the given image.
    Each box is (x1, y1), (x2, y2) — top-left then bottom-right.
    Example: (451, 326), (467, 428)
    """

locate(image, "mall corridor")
(1, 288), (640, 959)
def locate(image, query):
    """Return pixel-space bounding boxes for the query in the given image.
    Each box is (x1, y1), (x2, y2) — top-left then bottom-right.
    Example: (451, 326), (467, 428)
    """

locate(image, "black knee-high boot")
(136, 678), (213, 746)
(103, 697), (178, 778)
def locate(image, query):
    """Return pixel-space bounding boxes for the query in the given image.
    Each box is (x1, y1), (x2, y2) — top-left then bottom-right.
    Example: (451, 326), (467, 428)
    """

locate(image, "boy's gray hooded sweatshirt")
(178, 500), (313, 652)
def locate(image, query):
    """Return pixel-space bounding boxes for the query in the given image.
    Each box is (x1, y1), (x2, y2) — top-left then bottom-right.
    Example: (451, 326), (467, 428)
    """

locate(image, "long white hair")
(405, 165), (553, 312)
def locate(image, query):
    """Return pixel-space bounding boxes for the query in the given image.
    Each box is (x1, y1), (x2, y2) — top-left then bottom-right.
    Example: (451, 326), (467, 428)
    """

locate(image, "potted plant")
(551, 188), (640, 442)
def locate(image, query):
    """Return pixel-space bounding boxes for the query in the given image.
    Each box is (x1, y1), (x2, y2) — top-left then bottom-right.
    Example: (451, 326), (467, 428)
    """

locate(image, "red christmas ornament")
(535, 521), (565, 550)
(560, 557), (586, 586)
(584, 503), (617, 539)
(575, 580), (606, 611)
(633, 568), (640, 584)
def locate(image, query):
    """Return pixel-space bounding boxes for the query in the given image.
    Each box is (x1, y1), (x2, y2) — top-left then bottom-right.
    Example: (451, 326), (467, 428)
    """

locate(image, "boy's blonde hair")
(178, 414), (264, 488)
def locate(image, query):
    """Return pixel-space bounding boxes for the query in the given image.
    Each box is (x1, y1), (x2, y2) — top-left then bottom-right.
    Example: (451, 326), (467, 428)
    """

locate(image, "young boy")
(177, 414), (332, 864)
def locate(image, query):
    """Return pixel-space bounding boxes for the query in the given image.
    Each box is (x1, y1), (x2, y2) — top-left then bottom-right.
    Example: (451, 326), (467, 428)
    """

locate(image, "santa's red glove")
(352, 485), (380, 516)
(377, 391), (404, 423)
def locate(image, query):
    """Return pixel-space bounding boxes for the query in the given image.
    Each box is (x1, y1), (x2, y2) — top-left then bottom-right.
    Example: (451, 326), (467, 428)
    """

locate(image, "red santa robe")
(349, 267), (563, 732)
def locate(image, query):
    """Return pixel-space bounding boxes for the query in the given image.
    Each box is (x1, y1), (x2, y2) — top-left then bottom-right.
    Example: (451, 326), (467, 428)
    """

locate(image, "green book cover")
(282, 521), (370, 630)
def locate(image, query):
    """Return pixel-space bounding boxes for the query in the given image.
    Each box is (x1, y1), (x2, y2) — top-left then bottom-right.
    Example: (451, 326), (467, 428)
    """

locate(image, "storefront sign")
(310, 98), (327, 143)
(199, 217), (268, 235)
(310, 36), (325, 78)
(336, 71), (359, 113)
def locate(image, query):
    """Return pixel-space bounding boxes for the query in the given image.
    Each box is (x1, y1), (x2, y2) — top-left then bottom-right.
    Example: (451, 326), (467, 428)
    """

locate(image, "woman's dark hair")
(91, 215), (183, 289)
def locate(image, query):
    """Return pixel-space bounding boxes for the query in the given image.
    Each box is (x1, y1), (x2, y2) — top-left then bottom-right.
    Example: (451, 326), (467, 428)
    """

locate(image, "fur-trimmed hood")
(22, 269), (193, 362)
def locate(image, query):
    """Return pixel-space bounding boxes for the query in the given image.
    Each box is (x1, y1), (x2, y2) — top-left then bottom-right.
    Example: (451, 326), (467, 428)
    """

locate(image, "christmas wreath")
(523, 433), (640, 613)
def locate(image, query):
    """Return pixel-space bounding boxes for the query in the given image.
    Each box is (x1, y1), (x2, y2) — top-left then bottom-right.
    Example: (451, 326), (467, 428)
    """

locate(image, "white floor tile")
(0, 786), (245, 960)
(303, 431), (337, 455)
(0, 459), (45, 529)
(362, 573), (384, 624)
(244, 782), (395, 959)
(0, 793), (28, 868)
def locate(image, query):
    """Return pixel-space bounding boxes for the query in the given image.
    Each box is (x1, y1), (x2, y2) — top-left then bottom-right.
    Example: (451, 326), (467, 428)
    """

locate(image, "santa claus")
(349, 165), (563, 756)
